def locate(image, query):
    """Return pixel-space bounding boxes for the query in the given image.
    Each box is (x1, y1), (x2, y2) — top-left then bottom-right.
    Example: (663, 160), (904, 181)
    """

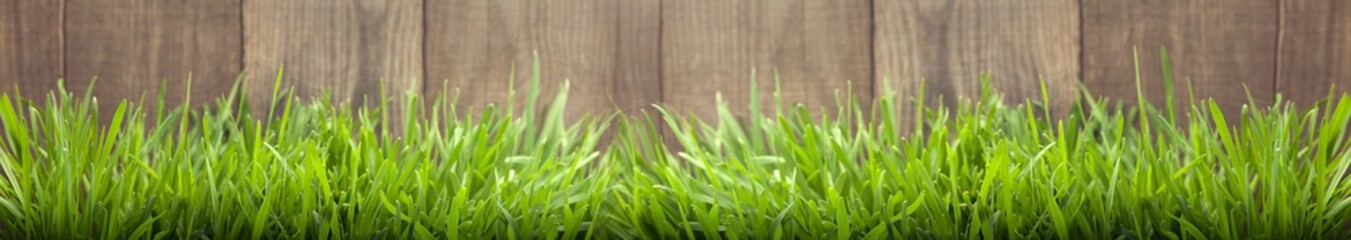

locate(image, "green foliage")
(3, 53), (1351, 239)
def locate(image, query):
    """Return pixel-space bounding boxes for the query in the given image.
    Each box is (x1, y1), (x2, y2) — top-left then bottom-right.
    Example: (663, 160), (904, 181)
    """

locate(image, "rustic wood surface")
(874, 0), (1080, 131)
(4, 1), (1350, 126)
(65, 0), (241, 122)
(614, 0), (663, 117)
(1085, 0), (1279, 121)
(1278, 0), (1351, 108)
(426, 0), (660, 123)
(0, 0), (64, 99)
(244, 0), (422, 127)
(661, 0), (873, 120)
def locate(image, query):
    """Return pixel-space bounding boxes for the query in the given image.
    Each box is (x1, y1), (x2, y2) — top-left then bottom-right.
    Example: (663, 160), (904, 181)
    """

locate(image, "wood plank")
(66, 0), (241, 119)
(244, 0), (422, 125)
(661, 0), (873, 120)
(424, 0), (660, 123)
(1278, 0), (1351, 108)
(613, 0), (663, 116)
(874, 0), (1080, 131)
(1084, 0), (1278, 120)
(426, 0), (660, 123)
(0, 0), (63, 98)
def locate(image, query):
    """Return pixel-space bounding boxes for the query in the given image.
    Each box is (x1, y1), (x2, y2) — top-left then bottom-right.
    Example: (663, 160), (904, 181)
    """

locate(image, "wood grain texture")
(244, 0), (422, 121)
(1084, 0), (1278, 119)
(661, 0), (872, 119)
(874, 0), (1080, 130)
(426, 0), (660, 122)
(1278, 0), (1351, 108)
(0, 0), (63, 98)
(614, 0), (663, 116)
(65, 0), (241, 119)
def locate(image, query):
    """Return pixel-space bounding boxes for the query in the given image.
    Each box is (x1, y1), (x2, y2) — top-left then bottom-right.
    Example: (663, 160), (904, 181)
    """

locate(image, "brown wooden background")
(2, 0), (1348, 127)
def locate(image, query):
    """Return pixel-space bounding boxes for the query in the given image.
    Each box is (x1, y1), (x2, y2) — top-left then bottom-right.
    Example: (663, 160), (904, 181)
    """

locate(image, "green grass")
(3, 53), (1351, 239)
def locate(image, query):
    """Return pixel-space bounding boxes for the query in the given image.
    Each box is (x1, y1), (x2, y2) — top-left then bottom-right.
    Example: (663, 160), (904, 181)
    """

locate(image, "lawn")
(2, 55), (1351, 239)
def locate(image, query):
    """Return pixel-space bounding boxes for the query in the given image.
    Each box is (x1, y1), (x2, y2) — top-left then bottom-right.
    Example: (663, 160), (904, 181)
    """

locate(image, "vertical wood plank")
(1278, 0), (1351, 107)
(874, 0), (1080, 131)
(1084, 0), (1278, 119)
(0, 0), (63, 98)
(66, 0), (242, 118)
(662, 0), (873, 120)
(426, 0), (660, 123)
(244, 0), (422, 123)
(614, 0), (663, 116)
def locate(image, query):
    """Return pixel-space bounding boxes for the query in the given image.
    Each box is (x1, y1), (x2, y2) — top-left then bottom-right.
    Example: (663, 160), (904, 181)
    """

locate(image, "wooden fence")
(2, 0), (1347, 127)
